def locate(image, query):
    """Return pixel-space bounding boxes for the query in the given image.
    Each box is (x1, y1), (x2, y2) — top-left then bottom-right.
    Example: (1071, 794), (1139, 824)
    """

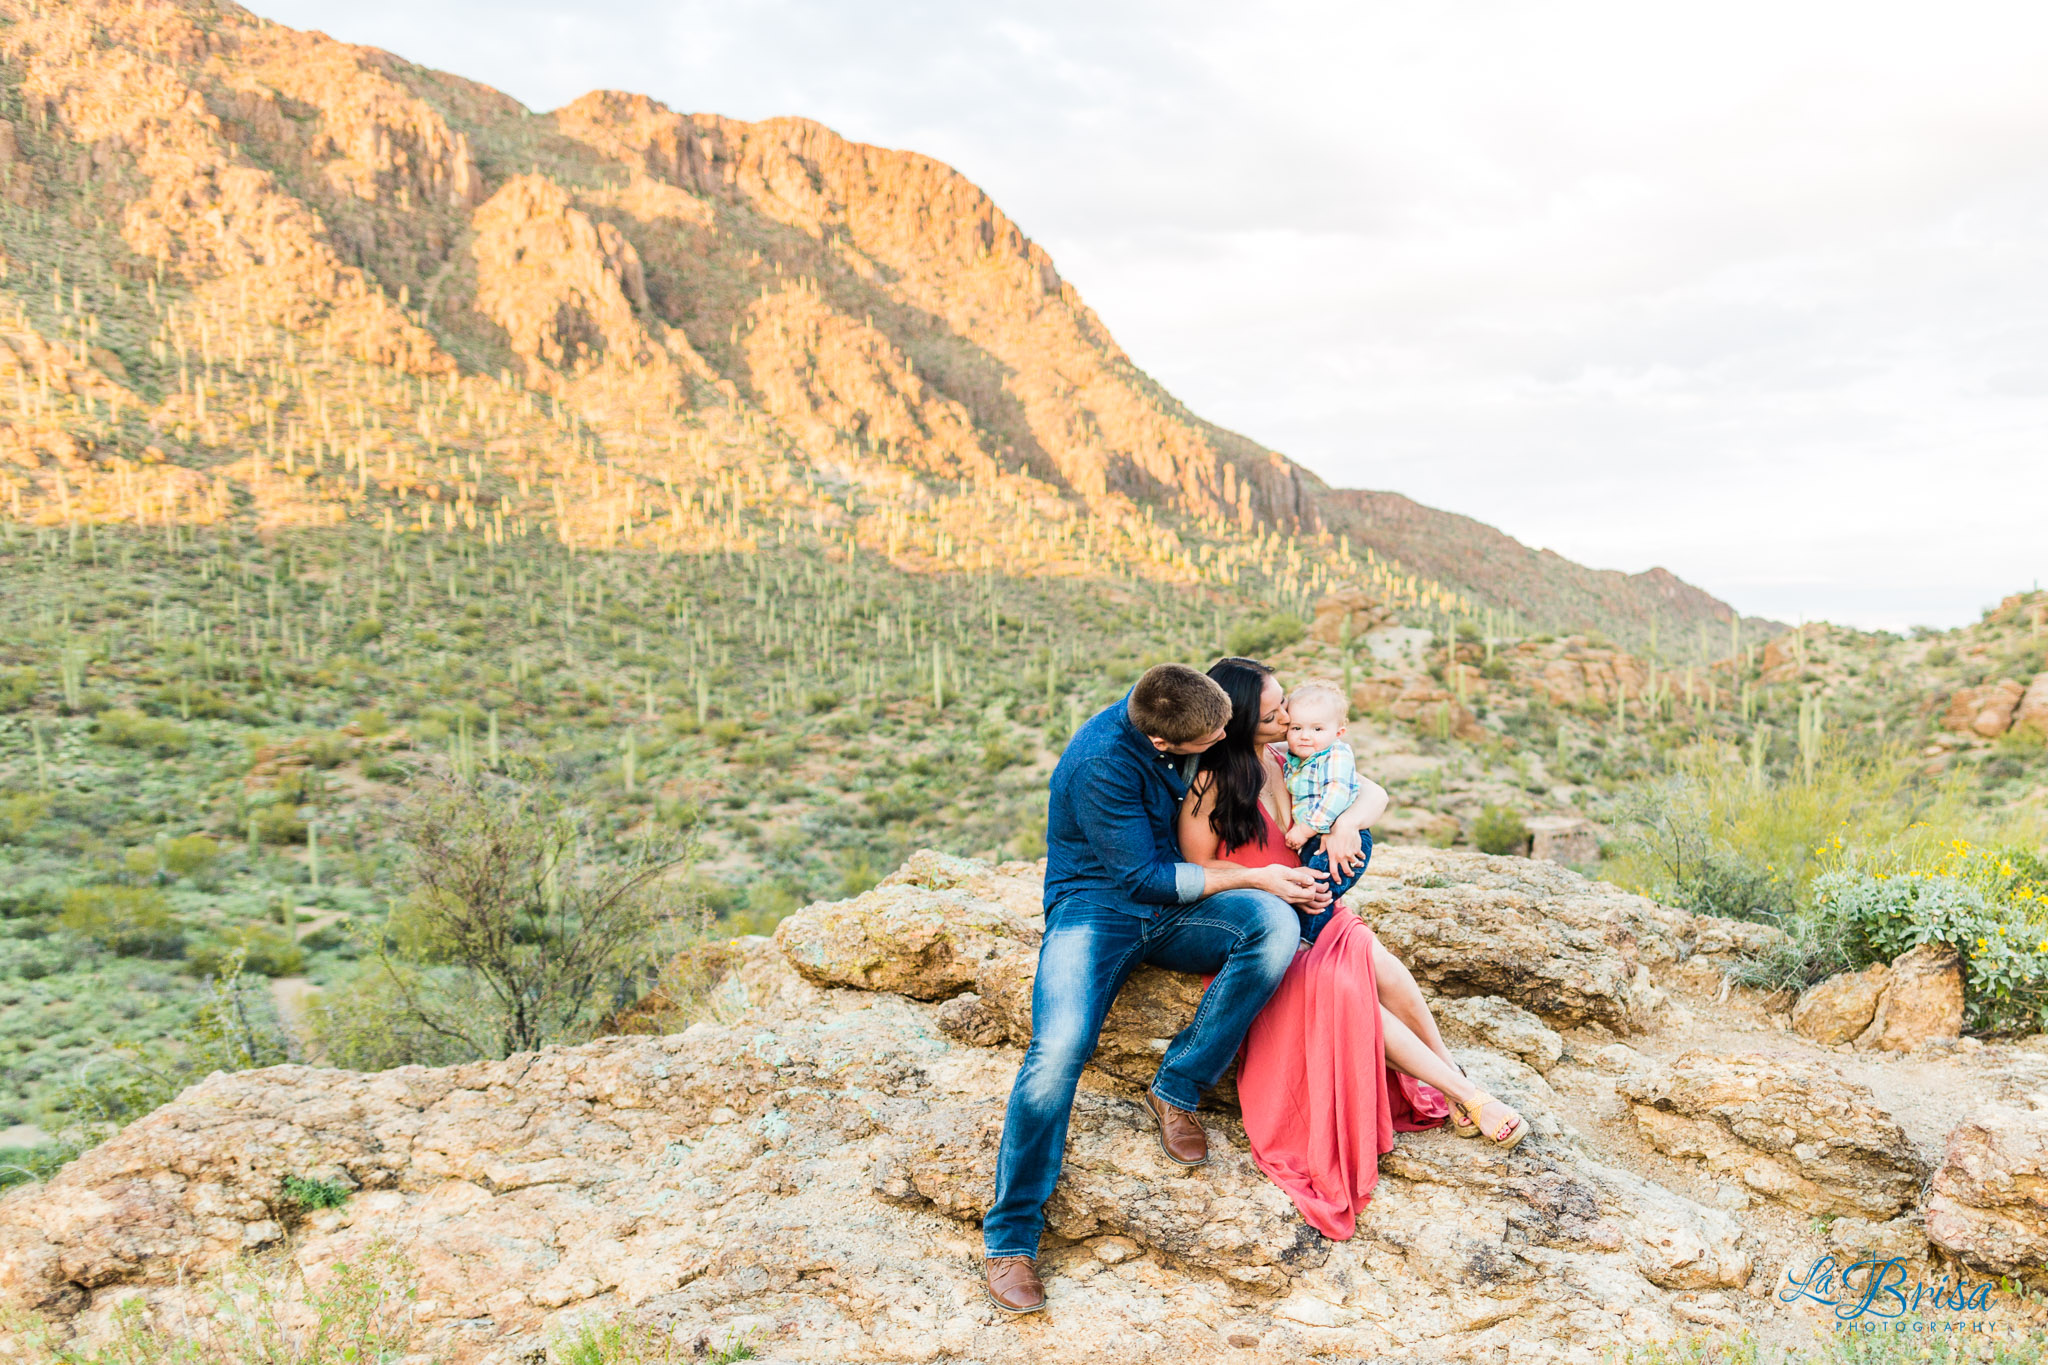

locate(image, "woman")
(1177, 657), (1525, 1239)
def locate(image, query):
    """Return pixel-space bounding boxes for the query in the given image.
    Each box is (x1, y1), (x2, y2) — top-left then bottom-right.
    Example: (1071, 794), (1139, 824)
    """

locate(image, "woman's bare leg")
(1380, 1006), (1478, 1107)
(1372, 939), (1457, 1070)
(1383, 1006), (1524, 1142)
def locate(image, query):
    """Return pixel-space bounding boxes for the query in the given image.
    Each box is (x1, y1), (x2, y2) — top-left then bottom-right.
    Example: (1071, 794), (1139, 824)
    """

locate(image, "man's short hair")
(1289, 678), (1349, 721)
(1130, 664), (1231, 743)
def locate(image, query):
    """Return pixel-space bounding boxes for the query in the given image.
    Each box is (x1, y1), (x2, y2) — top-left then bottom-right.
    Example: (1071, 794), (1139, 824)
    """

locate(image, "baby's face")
(1286, 699), (1346, 758)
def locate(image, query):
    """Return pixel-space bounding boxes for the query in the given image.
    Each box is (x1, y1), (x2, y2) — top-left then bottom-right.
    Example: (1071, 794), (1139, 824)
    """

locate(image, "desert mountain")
(0, 0), (1753, 644)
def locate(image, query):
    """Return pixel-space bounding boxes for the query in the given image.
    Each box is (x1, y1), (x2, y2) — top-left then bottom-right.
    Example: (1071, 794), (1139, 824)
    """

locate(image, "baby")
(1282, 679), (1371, 901)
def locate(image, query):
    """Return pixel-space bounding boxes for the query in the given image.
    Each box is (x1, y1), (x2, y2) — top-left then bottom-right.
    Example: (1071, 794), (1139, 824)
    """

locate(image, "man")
(981, 663), (1330, 1314)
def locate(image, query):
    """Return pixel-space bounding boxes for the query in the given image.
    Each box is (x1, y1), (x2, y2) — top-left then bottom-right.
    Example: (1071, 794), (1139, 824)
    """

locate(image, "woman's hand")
(1259, 864), (1333, 909)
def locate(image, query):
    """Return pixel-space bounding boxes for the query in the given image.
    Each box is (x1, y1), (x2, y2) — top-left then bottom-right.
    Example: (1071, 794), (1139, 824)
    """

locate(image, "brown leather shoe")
(1142, 1090), (1210, 1166)
(984, 1255), (1045, 1314)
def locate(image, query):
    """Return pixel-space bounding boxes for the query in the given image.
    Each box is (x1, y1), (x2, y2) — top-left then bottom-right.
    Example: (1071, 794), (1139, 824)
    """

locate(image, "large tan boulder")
(1351, 848), (1784, 1032)
(1943, 679), (2026, 737)
(1309, 590), (1393, 645)
(784, 848), (1780, 1059)
(1, 892), (1765, 1363)
(772, 849), (1043, 998)
(1618, 1051), (1926, 1218)
(1526, 816), (1599, 866)
(1855, 943), (1964, 1053)
(1433, 995), (1565, 1073)
(872, 1092), (1323, 1292)
(1790, 964), (1891, 1045)
(1924, 1100), (2048, 1288)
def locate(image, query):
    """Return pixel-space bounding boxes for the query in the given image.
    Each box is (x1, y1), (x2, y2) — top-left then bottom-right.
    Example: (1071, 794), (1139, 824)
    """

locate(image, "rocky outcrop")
(777, 846), (1784, 1092)
(1432, 996), (1565, 1074)
(1854, 943), (1965, 1053)
(1944, 679), (2028, 737)
(1791, 964), (1891, 1045)
(1308, 590), (1394, 645)
(1924, 1099), (2048, 1287)
(0, 850), (1791, 1363)
(1350, 848), (1786, 1033)
(772, 848), (1042, 999)
(1619, 1052), (1926, 1219)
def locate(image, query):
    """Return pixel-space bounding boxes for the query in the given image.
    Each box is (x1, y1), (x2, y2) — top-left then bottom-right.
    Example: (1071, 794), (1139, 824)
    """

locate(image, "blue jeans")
(1297, 829), (1373, 949)
(981, 888), (1300, 1259)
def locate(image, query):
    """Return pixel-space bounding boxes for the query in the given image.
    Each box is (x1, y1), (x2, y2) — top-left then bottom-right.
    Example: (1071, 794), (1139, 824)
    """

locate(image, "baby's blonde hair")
(1288, 678), (1349, 722)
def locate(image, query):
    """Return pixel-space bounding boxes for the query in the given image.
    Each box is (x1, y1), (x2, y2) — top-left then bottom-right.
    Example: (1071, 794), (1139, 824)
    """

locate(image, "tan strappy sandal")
(1449, 1091), (1527, 1149)
(1445, 1063), (1480, 1138)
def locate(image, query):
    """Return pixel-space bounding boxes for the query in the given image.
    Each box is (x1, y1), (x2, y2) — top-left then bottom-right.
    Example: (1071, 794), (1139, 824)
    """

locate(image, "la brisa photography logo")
(1779, 1253), (2003, 1333)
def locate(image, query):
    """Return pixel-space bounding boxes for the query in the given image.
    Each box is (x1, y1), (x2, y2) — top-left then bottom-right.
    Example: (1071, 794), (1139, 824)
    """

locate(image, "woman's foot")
(1449, 1092), (1527, 1149)
(1445, 1063), (1479, 1137)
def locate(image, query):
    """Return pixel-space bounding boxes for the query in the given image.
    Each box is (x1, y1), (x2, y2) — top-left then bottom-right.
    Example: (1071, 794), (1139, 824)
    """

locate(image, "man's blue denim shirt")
(1042, 692), (1206, 917)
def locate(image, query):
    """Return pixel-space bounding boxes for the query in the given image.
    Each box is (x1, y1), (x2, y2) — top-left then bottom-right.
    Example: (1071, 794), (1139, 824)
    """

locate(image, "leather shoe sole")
(985, 1285), (1046, 1315)
(1143, 1093), (1210, 1167)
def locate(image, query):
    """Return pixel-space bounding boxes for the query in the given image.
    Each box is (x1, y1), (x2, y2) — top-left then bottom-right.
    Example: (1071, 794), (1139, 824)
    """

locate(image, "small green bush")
(146, 682), (241, 719)
(305, 733), (353, 768)
(59, 886), (184, 958)
(279, 1173), (352, 1211)
(0, 793), (52, 842)
(1811, 866), (2048, 1034)
(0, 668), (38, 711)
(1226, 613), (1307, 659)
(162, 834), (220, 878)
(191, 927), (304, 978)
(94, 709), (190, 755)
(1472, 805), (1530, 856)
(253, 804), (309, 845)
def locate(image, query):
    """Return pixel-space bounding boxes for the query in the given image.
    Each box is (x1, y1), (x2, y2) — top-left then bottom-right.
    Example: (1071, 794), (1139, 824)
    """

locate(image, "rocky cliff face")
(7, 848), (2047, 1362)
(0, 0), (1751, 641)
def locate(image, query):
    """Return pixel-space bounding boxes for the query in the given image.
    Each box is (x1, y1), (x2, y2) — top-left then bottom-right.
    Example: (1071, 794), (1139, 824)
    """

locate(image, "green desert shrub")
(58, 886), (184, 958)
(190, 927), (305, 979)
(43, 957), (295, 1151)
(1472, 805), (1530, 856)
(278, 1173), (352, 1212)
(0, 793), (52, 842)
(146, 682), (241, 719)
(0, 667), (38, 711)
(252, 804), (309, 846)
(1226, 612), (1307, 659)
(94, 708), (191, 755)
(161, 834), (220, 879)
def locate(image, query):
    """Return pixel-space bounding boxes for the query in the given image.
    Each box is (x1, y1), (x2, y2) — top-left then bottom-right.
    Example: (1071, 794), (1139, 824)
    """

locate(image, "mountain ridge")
(0, 0), (1757, 647)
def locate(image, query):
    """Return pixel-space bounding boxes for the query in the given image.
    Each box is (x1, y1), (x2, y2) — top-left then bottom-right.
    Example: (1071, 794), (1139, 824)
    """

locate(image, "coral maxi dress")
(1216, 759), (1450, 1240)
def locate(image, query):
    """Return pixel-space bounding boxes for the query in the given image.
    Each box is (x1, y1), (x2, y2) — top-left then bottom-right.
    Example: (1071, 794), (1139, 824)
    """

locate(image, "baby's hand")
(1284, 822), (1312, 850)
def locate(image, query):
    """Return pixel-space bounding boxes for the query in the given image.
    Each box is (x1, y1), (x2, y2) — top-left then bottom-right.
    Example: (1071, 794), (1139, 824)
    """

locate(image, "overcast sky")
(256, 0), (2048, 630)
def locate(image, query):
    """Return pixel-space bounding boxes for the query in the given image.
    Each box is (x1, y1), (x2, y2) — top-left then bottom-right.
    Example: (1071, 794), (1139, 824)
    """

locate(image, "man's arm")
(1068, 754), (1201, 906)
(1198, 859), (1332, 907)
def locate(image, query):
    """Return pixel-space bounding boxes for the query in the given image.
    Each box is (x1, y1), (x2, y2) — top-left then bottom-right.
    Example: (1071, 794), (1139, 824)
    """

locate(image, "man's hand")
(1259, 864), (1333, 909)
(1321, 823), (1365, 877)
(1283, 821), (1312, 850)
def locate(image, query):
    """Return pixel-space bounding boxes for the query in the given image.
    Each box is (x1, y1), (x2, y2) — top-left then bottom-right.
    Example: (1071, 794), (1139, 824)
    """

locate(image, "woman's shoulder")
(1262, 742), (1290, 766)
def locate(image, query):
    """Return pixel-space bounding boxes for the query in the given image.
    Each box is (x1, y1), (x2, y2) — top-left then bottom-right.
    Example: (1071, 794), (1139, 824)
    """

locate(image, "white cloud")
(254, 0), (2048, 629)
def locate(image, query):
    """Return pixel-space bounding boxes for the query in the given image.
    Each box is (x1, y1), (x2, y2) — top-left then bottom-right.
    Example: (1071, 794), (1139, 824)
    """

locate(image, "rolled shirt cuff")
(1173, 861), (1205, 904)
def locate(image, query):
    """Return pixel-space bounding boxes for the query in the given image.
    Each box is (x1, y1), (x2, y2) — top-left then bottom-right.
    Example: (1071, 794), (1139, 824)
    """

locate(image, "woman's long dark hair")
(1198, 657), (1275, 853)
